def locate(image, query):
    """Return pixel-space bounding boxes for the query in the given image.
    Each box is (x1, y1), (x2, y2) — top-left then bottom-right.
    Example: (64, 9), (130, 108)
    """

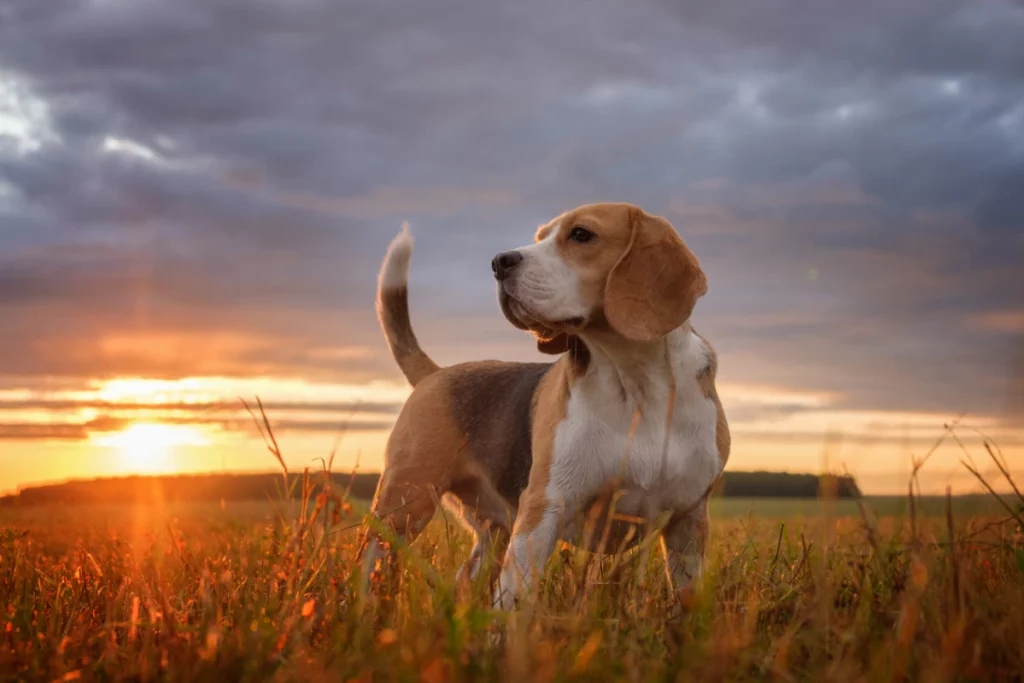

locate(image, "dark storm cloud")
(1, 0), (1022, 421)
(654, 0), (1024, 80)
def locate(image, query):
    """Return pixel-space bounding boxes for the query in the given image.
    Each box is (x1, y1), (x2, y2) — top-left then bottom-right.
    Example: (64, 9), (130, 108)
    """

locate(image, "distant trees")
(0, 473), (381, 507)
(711, 470), (862, 499)
(0, 470), (861, 506)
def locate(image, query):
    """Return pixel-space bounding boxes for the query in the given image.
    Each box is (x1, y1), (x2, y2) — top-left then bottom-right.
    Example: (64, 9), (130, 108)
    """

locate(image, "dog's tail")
(376, 223), (441, 387)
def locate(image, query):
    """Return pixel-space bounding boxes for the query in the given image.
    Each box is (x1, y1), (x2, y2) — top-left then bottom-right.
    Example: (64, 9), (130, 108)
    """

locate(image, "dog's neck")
(578, 323), (697, 406)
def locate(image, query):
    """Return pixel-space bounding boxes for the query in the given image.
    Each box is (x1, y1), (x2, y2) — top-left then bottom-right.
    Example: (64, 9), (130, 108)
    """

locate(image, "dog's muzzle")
(491, 251), (522, 281)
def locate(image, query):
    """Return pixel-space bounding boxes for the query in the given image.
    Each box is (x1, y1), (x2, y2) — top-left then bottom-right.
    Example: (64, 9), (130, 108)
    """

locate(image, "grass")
(1, 431), (1023, 681)
(710, 495), (1005, 520)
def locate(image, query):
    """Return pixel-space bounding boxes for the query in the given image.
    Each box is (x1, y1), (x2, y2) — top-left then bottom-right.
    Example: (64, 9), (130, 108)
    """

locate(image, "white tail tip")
(378, 222), (414, 290)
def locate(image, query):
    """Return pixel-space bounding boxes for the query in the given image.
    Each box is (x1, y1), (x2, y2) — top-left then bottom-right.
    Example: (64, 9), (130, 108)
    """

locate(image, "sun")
(95, 423), (208, 475)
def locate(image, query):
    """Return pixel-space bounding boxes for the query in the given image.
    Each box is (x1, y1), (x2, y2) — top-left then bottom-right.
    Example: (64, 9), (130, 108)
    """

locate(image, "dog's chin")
(498, 291), (531, 331)
(498, 291), (585, 339)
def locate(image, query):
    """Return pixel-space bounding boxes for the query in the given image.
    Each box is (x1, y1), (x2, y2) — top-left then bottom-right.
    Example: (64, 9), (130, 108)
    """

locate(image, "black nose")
(491, 251), (523, 281)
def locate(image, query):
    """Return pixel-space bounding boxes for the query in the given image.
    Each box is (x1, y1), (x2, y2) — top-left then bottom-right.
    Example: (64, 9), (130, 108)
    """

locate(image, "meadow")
(1, 463), (1023, 681)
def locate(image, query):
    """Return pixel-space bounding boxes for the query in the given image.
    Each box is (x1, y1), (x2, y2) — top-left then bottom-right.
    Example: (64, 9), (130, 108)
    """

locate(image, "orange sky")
(2, 374), (1020, 496)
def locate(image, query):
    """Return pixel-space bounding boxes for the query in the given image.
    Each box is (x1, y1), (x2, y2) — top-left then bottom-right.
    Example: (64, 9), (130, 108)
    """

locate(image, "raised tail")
(376, 223), (441, 387)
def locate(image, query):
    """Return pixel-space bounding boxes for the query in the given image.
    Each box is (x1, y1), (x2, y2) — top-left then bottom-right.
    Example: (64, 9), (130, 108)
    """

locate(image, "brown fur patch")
(603, 209), (708, 341)
(369, 360), (566, 547)
(552, 205), (636, 314)
(695, 337), (731, 468)
(369, 374), (471, 538)
(534, 222), (557, 242)
(536, 333), (571, 355)
(568, 335), (591, 376)
(377, 286), (440, 386)
(535, 334), (591, 376)
(447, 362), (550, 503)
(515, 355), (575, 534)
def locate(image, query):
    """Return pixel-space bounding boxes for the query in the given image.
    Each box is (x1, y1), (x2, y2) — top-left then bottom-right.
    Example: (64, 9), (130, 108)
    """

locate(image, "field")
(1, 486), (1023, 681)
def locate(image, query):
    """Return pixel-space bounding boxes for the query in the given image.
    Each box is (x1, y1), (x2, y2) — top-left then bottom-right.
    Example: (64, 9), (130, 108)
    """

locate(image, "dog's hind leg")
(444, 475), (515, 586)
(354, 373), (480, 595)
(357, 470), (441, 592)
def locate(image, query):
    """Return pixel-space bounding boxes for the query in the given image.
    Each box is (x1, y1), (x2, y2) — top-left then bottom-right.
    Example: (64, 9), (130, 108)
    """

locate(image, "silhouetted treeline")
(0, 470), (861, 506)
(0, 473), (381, 507)
(711, 470), (861, 498)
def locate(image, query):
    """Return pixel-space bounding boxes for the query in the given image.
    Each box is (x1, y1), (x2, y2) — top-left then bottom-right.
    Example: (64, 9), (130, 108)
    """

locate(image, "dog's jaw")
(498, 287), (586, 341)
(498, 288), (531, 331)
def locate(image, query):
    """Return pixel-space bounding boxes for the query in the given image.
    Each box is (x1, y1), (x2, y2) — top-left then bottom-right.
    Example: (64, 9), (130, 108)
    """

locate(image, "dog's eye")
(568, 227), (595, 243)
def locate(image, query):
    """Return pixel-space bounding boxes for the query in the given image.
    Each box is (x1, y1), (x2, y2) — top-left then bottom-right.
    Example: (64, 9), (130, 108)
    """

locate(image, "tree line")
(0, 469), (861, 506)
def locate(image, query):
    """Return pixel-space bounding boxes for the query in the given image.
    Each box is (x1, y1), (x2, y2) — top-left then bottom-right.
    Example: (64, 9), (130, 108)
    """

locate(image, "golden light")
(95, 423), (209, 474)
(97, 377), (211, 405)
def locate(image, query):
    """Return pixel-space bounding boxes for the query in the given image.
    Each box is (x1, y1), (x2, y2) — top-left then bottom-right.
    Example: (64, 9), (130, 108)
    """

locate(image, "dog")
(359, 202), (729, 609)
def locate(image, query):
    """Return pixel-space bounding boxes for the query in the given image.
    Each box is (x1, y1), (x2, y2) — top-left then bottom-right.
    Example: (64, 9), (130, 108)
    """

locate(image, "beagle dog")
(360, 202), (729, 609)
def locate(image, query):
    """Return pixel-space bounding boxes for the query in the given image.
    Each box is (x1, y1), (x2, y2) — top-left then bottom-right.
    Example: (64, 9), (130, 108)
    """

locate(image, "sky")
(1, 0), (1023, 495)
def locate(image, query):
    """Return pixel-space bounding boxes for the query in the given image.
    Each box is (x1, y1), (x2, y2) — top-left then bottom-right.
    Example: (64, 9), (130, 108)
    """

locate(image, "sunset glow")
(2, 0), (1023, 501)
(94, 423), (210, 475)
(0, 369), (1018, 497)
(97, 378), (215, 405)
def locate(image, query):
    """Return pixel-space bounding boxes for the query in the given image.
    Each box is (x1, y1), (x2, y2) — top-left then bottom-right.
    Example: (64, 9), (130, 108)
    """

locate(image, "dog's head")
(493, 202), (708, 354)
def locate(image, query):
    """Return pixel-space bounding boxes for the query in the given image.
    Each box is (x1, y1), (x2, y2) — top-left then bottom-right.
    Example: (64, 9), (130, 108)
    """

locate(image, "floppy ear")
(604, 209), (708, 341)
(536, 332), (572, 355)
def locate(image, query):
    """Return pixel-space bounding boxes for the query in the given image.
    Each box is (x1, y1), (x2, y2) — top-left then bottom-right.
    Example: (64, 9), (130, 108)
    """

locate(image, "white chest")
(546, 356), (722, 520)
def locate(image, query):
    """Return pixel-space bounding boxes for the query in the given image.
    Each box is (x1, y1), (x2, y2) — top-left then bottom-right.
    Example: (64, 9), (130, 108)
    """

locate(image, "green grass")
(1, 481), (1022, 682)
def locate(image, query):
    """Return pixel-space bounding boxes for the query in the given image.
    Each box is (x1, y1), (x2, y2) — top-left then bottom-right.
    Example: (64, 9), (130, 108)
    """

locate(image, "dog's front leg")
(660, 496), (709, 603)
(492, 497), (567, 610)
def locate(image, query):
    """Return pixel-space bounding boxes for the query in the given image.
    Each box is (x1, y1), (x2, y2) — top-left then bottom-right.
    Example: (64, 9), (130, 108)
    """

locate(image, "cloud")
(0, 418), (396, 441)
(0, 0), (1021, 426)
(0, 391), (405, 441)
(0, 423), (88, 440)
(971, 310), (1024, 333)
